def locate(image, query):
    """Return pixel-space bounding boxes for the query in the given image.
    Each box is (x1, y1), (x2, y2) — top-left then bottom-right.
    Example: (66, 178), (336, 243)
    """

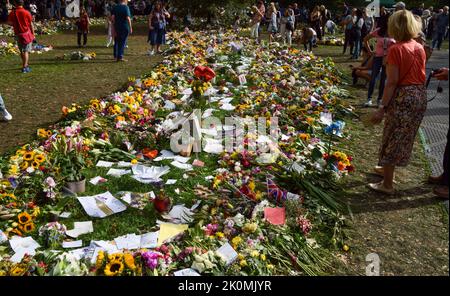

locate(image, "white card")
(9, 236), (40, 253)
(117, 161), (133, 167)
(238, 74), (247, 85)
(66, 221), (93, 238)
(140, 231), (159, 249)
(77, 192), (126, 218)
(216, 242), (238, 266)
(62, 240), (83, 248)
(59, 211), (72, 218)
(165, 179), (177, 185)
(96, 160), (114, 168)
(89, 176), (107, 185)
(107, 168), (131, 177)
(170, 161), (193, 171)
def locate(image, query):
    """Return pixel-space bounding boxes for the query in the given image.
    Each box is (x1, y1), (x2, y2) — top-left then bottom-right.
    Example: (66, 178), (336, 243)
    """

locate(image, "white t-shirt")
(326, 20), (336, 29)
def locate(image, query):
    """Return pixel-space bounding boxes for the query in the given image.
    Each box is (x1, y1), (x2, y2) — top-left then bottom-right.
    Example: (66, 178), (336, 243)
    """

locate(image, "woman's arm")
(127, 16), (132, 34)
(363, 33), (374, 54)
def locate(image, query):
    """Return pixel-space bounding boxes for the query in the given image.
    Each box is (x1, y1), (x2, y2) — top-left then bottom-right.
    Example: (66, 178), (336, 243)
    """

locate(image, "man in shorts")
(8, 0), (35, 73)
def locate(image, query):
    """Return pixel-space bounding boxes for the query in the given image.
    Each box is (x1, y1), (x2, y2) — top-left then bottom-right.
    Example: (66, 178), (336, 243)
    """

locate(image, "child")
(106, 12), (113, 48)
(300, 27), (317, 52)
(76, 8), (90, 47)
(0, 94), (12, 121)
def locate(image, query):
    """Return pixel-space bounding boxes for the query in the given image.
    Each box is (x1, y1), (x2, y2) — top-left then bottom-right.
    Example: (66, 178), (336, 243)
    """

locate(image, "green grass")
(0, 23), (160, 154)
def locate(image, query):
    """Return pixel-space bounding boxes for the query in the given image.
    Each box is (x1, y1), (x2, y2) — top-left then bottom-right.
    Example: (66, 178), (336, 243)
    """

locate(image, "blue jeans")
(352, 31), (362, 59)
(367, 56), (386, 102)
(113, 30), (129, 60)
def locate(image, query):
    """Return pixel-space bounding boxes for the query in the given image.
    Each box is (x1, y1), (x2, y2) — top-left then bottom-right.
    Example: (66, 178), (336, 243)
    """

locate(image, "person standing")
(8, 0), (34, 73)
(111, 0), (132, 62)
(267, 2), (278, 44)
(342, 8), (355, 55)
(310, 6), (322, 41)
(368, 10), (427, 194)
(0, 94), (12, 122)
(280, 6), (294, 46)
(147, 1), (169, 55)
(363, 14), (394, 107)
(76, 8), (89, 47)
(432, 6), (449, 50)
(250, 1), (265, 44)
(54, 0), (61, 20)
(351, 9), (364, 60)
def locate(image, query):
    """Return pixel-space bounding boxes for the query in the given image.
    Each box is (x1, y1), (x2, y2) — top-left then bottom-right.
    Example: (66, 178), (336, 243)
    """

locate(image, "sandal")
(367, 182), (395, 195)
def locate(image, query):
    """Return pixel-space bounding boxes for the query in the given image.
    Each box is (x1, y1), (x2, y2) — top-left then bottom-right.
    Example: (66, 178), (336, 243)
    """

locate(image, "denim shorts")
(15, 37), (32, 53)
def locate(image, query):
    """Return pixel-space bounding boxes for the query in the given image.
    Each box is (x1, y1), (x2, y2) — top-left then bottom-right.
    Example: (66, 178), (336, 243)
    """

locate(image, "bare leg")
(21, 52), (29, 68)
(382, 165), (395, 189)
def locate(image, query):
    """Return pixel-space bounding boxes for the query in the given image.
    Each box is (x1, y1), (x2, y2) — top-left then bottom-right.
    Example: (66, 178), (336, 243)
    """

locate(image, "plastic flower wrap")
(38, 222), (67, 248)
(50, 253), (89, 276)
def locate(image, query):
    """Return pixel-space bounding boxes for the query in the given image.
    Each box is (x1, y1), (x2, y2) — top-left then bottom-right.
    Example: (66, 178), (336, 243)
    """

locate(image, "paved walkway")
(421, 50), (449, 209)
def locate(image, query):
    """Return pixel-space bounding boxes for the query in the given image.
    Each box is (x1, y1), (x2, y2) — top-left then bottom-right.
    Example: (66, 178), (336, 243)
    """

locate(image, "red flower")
(142, 148), (158, 159)
(194, 66), (216, 82)
(346, 165), (355, 172)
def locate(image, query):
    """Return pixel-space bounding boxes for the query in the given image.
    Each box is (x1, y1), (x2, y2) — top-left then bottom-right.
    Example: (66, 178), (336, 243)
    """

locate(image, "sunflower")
(47, 130), (53, 137)
(96, 250), (105, 269)
(20, 161), (29, 170)
(17, 212), (32, 225)
(8, 165), (19, 176)
(19, 222), (35, 233)
(108, 253), (123, 262)
(37, 129), (48, 138)
(31, 161), (40, 169)
(34, 154), (45, 163)
(123, 253), (136, 270)
(9, 265), (26, 276)
(104, 260), (124, 276)
(23, 151), (35, 161)
(9, 228), (22, 236)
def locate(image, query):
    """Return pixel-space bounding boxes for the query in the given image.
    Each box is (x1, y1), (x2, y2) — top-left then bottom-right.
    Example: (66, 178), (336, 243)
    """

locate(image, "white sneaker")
(1, 109), (12, 121)
(364, 100), (373, 107)
(148, 50), (155, 56)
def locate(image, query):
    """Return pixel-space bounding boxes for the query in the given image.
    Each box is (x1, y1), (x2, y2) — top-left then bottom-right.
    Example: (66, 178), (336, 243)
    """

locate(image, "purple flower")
(142, 251), (159, 270)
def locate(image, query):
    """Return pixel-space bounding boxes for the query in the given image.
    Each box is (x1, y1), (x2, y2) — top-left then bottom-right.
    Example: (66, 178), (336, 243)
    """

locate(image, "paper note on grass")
(264, 207), (286, 225)
(77, 192), (126, 218)
(216, 242), (238, 265)
(66, 221), (94, 238)
(157, 223), (188, 246)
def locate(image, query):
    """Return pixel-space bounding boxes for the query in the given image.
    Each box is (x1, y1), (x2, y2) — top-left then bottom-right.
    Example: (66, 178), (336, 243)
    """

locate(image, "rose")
(45, 177), (56, 188)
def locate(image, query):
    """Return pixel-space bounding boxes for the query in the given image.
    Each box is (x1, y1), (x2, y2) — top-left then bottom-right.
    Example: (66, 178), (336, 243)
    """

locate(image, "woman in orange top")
(369, 10), (427, 194)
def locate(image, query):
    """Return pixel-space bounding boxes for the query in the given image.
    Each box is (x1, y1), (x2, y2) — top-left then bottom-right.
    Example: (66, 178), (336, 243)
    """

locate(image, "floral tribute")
(0, 29), (355, 276)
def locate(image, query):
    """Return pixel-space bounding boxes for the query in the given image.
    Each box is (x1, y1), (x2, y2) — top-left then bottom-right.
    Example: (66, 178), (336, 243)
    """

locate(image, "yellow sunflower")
(34, 154), (45, 163)
(104, 260), (124, 276)
(9, 265), (26, 276)
(108, 253), (123, 262)
(23, 151), (35, 161)
(19, 222), (35, 233)
(31, 161), (40, 169)
(37, 129), (48, 138)
(20, 161), (29, 170)
(17, 212), (32, 225)
(123, 253), (136, 270)
(96, 250), (105, 269)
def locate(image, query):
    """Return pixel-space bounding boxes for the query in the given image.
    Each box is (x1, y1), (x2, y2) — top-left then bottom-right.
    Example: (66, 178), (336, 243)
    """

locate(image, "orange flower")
(337, 161), (346, 171)
(142, 149), (158, 159)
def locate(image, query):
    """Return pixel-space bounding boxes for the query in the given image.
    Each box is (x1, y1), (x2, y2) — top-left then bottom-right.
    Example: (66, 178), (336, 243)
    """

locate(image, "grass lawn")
(0, 23), (161, 154)
(314, 45), (449, 275)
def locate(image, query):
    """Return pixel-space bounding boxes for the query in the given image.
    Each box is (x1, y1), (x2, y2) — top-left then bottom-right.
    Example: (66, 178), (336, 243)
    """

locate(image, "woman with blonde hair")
(267, 2), (278, 43)
(368, 10), (427, 194)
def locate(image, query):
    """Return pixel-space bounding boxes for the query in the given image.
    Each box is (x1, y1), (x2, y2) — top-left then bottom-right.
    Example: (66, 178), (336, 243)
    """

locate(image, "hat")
(394, 2), (406, 9)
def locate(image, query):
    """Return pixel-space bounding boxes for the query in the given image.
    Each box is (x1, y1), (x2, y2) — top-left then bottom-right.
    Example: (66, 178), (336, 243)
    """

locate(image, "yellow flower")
(19, 222), (35, 233)
(242, 223), (258, 234)
(108, 253), (123, 262)
(37, 128), (48, 138)
(18, 212), (32, 225)
(34, 154), (46, 163)
(266, 264), (274, 270)
(231, 236), (242, 248)
(239, 259), (248, 267)
(104, 259), (124, 276)
(131, 159), (138, 165)
(343, 245), (350, 252)
(23, 151), (35, 161)
(9, 265), (26, 276)
(248, 181), (255, 192)
(237, 253), (244, 260)
(124, 253), (136, 270)
(31, 161), (40, 169)
(299, 133), (310, 141)
(9, 165), (19, 176)
(215, 232), (225, 239)
(251, 250), (260, 258)
(20, 161), (29, 170)
(260, 254), (266, 261)
(96, 250), (105, 268)
(31, 207), (40, 218)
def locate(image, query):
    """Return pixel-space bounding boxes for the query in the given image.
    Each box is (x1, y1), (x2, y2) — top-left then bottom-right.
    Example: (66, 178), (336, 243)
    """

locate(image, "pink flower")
(45, 177), (56, 188)
(65, 127), (74, 137)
